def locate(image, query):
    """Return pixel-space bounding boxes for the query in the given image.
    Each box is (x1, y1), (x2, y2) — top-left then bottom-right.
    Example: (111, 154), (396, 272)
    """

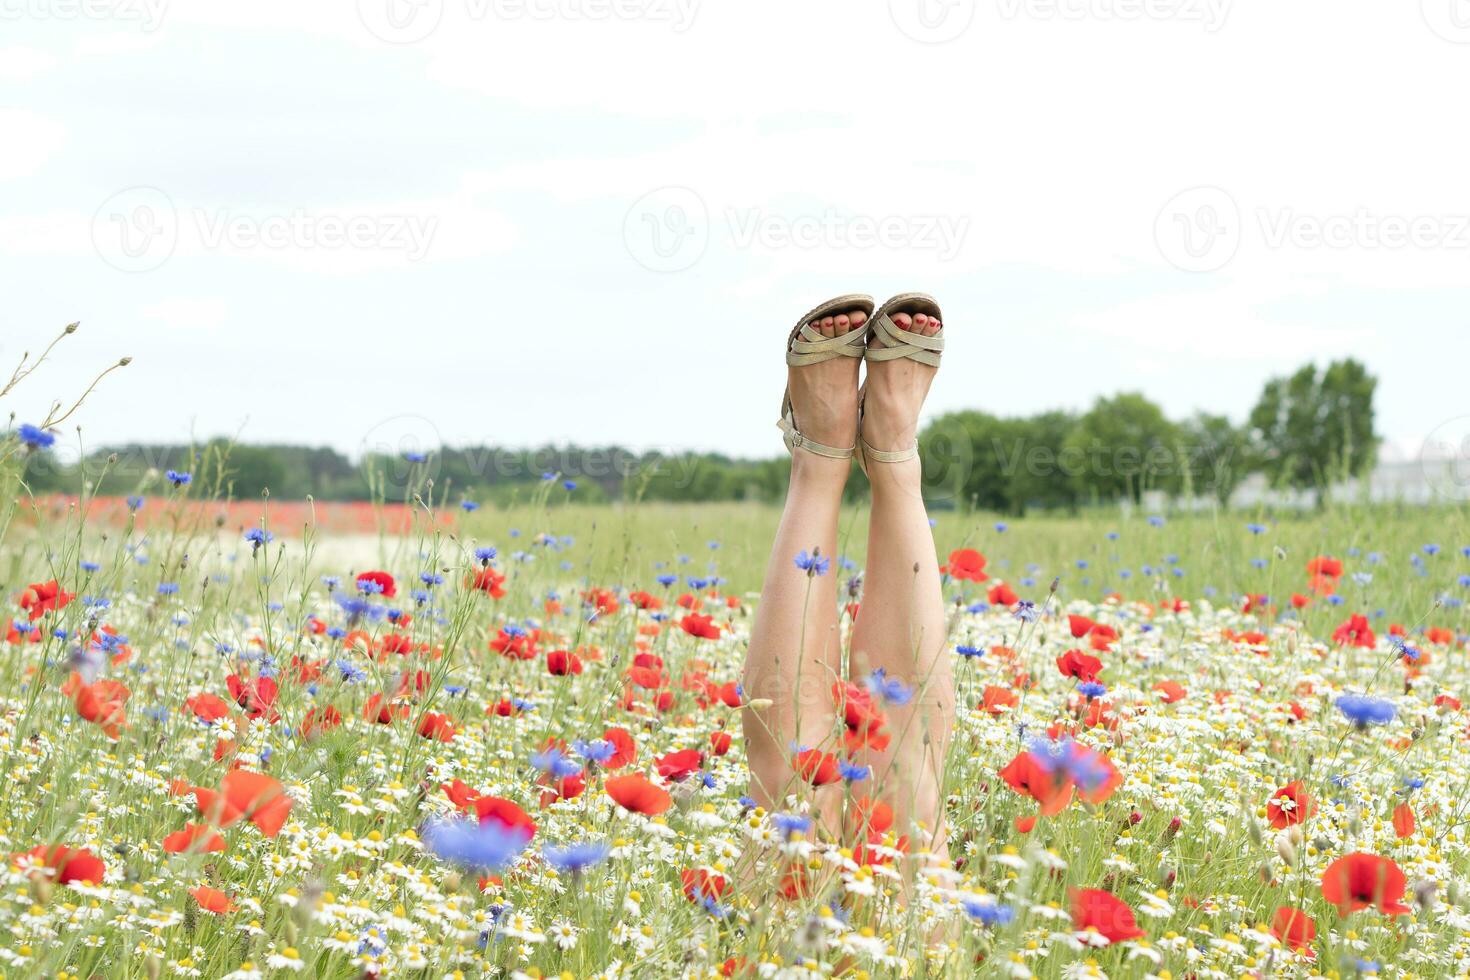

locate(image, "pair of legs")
(741, 305), (953, 858)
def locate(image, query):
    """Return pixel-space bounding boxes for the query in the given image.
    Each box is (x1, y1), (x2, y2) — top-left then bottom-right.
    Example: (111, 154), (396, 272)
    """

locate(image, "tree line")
(16, 359), (1377, 514)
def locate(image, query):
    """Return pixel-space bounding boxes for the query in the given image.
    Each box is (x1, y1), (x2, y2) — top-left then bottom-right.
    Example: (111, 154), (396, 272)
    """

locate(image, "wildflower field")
(4, 443), (1470, 979)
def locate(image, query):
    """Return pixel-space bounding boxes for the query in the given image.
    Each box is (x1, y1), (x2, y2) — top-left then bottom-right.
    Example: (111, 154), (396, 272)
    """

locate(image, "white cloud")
(138, 296), (228, 331)
(0, 109), (67, 180)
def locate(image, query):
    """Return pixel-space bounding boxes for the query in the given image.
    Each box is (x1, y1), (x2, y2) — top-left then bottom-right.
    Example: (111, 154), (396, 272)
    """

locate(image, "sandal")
(778, 294), (875, 460)
(857, 292), (945, 474)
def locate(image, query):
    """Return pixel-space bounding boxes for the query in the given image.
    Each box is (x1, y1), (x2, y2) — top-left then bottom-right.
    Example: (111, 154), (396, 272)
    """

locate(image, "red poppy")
(987, 582), (1019, 606)
(417, 711), (456, 741)
(602, 727), (638, 768)
(680, 614), (721, 640)
(1435, 694), (1462, 712)
(17, 845), (106, 885)
(469, 567), (507, 597)
(191, 885), (237, 914)
(980, 685), (1019, 715)
(1290, 593), (1312, 609)
(226, 674), (279, 722)
(833, 681), (890, 753)
(192, 770), (293, 838)
(1392, 803), (1416, 839)
(681, 867), (729, 903)
(355, 570), (396, 597)
(709, 731), (732, 756)
(1271, 906), (1316, 956)
(944, 548), (988, 582)
(1320, 852), (1411, 916)
(605, 773), (672, 815)
(1068, 615), (1096, 638)
(1072, 889), (1145, 943)
(1307, 556), (1343, 580)
(656, 748), (704, 781)
(1056, 649), (1103, 683)
(19, 579), (74, 621)
(162, 823), (226, 855)
(629, 590), (662, 610)
(546, 650), (583, 676)
(1086, 623), (1118, 651)
(299, 705), (342, 739)
(70, 674), (128, 738)
(490, 627), (539, 660)
(1152, 680), (1187, 703)
(1332, 614), (1376, 650)
(1265, 781), (1316, 830)
(999, 751), (1074, 816)
(793, 749), (841, 786)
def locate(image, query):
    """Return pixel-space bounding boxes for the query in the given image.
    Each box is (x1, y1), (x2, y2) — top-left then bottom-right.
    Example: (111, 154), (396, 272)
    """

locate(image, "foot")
(787, 309), (867, 453)
(861, 312), (941, 454)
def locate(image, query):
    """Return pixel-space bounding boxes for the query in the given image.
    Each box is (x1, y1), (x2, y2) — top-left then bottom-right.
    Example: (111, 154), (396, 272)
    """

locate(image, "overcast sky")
(3, 0), (1468, 465)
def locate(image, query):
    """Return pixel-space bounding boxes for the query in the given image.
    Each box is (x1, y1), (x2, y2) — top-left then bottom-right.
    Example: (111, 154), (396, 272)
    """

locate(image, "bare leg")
(848, 312), (953, 859)
(742, 308), (868, 816)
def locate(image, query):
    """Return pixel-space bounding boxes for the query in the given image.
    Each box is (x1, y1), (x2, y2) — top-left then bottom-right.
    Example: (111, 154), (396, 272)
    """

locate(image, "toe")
(817, 316), (836, 339)
(892, 313), (913, 332)
(849, 310), (868, 330)
(834, 314), (851, 335)
(912, 314), (929, 333)
(924, 317), (942, 337)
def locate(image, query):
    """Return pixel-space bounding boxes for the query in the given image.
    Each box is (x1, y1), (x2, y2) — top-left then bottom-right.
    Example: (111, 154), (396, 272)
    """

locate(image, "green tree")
(1063, 393), (1180, 505)
(1177, 412), (1248, 504)
(1247, 359), (1378, 491)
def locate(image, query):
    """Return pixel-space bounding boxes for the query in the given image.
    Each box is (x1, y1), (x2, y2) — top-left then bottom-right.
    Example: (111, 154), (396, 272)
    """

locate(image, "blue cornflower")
(461, 500), (479, 512)
(245, 527), (273, 549)
(1026, 736), (1110, 791)
(1076, 559), (1088, 570)
(1147, 515), (1165, 527)
(771, 813), (811, 839)
(1459, 575), (1470, 589)
(542, 840), (610, 874)
(838, 760), (869, 783)
(405, 451), (427, 463)
(1077, 681), (1107, 700)
(1249, 558), (1268, 570)
(165, 470), (191, 487)
(1402, 776), (1426, 793)
(962, 900), (1015, 926)
(157, 582), (179, 595)
(335, 593), (384, 622)
(17, 424), (55, 450)
(1106, 531), (1119, 540)
(357, 577), (384, 595)
(126, 495), (145, 511)
(1336, 694), (1396, 728)
(80, 561), (100, 573)
(1013, 600), (1039, 623)
(424, 818), (528, 870)
(1246, 522), (1266, 535)
(994, 522), (1008, 533)
(657, 573), (678, 587)
(866, 668), (912, 706)
(411, 589), (430, 606)
(541, 472), (556, 481)
(1424, 544), (1441, 556)
(530, 748), (582, 780)
(793, 549), (830, 576)
(562, 480), (576, 491)
(956, 644), (984, 658)
(572, 739), (615, 764)
(419, 571), (444, 587)
(474, 547), (497, 566)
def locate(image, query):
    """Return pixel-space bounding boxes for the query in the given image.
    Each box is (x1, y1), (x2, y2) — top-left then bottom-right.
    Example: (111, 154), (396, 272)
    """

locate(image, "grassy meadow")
(3, 456), (1470, 977)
